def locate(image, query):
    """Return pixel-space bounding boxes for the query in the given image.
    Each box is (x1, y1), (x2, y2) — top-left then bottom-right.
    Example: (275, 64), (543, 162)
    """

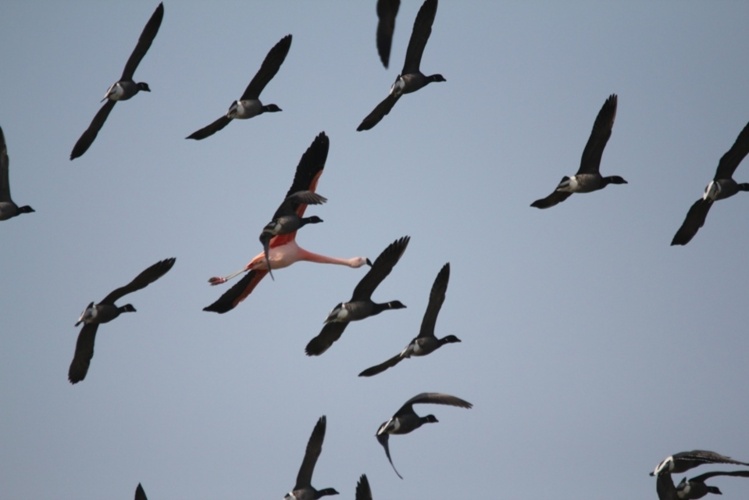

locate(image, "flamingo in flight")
(203, 132), (369, 314)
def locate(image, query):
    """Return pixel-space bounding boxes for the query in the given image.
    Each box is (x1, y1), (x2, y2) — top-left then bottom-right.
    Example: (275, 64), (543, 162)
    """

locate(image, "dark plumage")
(284, 416), (339, 500)
(671, 121), (749, 245)
(187, 34), (291, 140)
(358, 0), (445, 131)
(355, 474), (372, 500)
(304, 236), (410, 356)
(70, 2), (164, 160)
(68, 257), (176, 384)
(531, 94), (626, 208)
(375, 392), (472, 479)
(259, 189), (327, 280)
(651, 450), (749, 476)
(656, 470), (749, 500)
(0, 126), (34, 221)
(135, 483), (147, 500)
(376, 0), (400, 68)
(676, 470), (749, 499)
(359, 262), (460, 377)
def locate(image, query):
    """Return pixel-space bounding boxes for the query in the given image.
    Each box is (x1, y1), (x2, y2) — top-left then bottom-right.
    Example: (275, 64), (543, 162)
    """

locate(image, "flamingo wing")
(203, 269), (268, 313)
(271, 132), (329, 248)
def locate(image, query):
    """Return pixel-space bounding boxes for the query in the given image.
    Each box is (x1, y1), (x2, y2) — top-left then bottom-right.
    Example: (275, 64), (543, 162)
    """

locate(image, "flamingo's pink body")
(209, 240), (367, 285)
(204, 132), (368, 314)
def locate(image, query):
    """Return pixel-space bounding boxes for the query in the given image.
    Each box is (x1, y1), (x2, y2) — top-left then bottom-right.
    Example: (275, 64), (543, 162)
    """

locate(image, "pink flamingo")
(203, 132), (369, 314)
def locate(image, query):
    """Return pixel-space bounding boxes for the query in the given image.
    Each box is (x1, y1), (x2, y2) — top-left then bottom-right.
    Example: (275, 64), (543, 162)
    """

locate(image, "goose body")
(671, 121), (749, 245)
(304, 236), (409, 356)
(359, 262), (460, 376)
(531, 94), (626, 208)
(187, 34), (291, 140)
(0, 127), (34, 221)
(284, 416), (339, 500)
(68, 257), (175, 384)
(358, 0), (445, 131)
(70, 2), (163, 160)
(375, 392), (472, 479)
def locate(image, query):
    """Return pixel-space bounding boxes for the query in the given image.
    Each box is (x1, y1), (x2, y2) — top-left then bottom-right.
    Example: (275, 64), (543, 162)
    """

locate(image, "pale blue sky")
(2, 1), (749, 499)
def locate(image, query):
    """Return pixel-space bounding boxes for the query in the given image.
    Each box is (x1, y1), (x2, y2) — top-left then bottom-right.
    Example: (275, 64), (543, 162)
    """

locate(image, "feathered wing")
(134, 483), (148, 500)
(418, 262), (449, 338)
(240, 34), (292, 100)
(715, 121), (749, 179)
(357, 93), (400, 131)
(70, 100), (117, 160)
(121, 2), (164, 80)
(376, 432), (403, 480)
(376, 0), (400, 68)
(396, 392), (473, 415)
(670, 198), (712, 246)
(351, 236), (410, 301)
(305, 321), (349, 356)
(578, 94), (617, 175)
(100, 257), (176, 304)
(530, 189), (572, 209)
(68, 323), (99, 384)
(0, 127), (10, 202)
(656, 473), (677, 500)
(294, 416), (326, 490)
(355, 474), (372, 500)
(186, 115), (232, 140)
(203, 269), (267, 313)
(401, 0), (438, 75)
(359, 351), (404, 377)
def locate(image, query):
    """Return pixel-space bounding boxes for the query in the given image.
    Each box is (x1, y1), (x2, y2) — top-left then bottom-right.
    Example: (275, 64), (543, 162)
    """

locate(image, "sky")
(2, 1), (749, 499)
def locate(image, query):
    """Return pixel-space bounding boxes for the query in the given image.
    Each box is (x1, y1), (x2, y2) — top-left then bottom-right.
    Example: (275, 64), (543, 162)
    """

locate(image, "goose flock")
(3, 1), (749, 499)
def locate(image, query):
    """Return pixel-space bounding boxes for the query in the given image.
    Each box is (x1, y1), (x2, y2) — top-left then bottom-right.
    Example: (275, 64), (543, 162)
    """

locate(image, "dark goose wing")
(670, 198), (712, 246)
(121, 3), (165, 80)
(577, 94), (617, 175)
(714, 121), (749, 179)
(70, 100), (116, 160)
(376, 0), (400, 69)
(401, 0), (438, 75)
(68, 323), (99, 384)
(240, 34), (292, 101)
(100, 257), (176, 305)
(293, 416), (327, 490)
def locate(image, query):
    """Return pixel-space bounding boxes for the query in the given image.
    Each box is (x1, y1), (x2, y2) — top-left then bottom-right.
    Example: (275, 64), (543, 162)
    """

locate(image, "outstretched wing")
(240, 34), (292, 100)
(357, 93), (400, 132)
(101, 257), (176, 304)
(376, 0), (400, 69)
(70, 100), (117, 160)
(401, 0), (438, 75)
(530, 189), (572, 209)
(186, 115), (232, 140)
(670, 199), (712, 246)
(294, 416), (326, 490)
(351, 236), (409, 301)
(121, 3), (165, 80)
(68, 323), (99, 384)
(578, 94), (617, 175)
(714, 121), (749, 179)
(305, 321), (349, 356)
(203, 269), (268, 313)
(418, 262), (449, 338)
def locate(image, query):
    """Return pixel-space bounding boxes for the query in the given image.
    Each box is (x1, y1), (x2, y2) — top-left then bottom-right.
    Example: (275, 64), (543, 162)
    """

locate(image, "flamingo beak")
(365, 259), (373, 267)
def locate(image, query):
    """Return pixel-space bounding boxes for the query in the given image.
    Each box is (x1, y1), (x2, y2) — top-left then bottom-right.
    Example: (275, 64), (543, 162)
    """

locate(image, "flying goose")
(375, 392), (472, 479)
(359, 262), (460, 376)
(70, 3), (164, 160)
(186, 34), (292, 140)
(651, 450), (749, 476)
(304, 236), (409, 356)
(671, 121), (749, 245)
(0, 127), (34, 221)
(284, 416), (339, 500)
(68, 257), (176, 384)
(531, 94), (626, 208)
(357, 0), (445, 131)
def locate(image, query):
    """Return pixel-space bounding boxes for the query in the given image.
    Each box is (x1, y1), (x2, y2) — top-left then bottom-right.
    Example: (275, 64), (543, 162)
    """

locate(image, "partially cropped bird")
(68, 257), (176, 384)
(355, 474), (372, 500)
(359, 262), (460, 376)
(651, 450), (749, 476)
(0, 127), (34, 221)
(70, 3), (164, 160)
(203, 132), (368, 314)
(135, 483), (147, 500)
(375, 392), (472, 479)
(259, 189), (327, 280)
(671, 121), (749, 245)
(531, 94), (626, 208)
(284, 416), (339, 500)
(376, 0), (400, 68)
(186, 34), (292, 140)
(656, 470), (749, 500)
(304, 236), (409, 356)
(357, 0), (445, 131)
